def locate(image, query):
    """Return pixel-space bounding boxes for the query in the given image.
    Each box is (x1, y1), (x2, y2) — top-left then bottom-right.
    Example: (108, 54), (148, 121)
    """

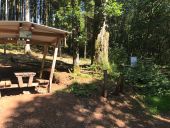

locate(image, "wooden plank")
(15, 72), (36, 77)
(48, 45), (58, 93)
(40, 45), (48, 78)
(0, 83), (39, 90)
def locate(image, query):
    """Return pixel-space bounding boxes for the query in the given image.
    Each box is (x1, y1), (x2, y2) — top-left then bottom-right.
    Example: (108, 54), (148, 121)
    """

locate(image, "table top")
(14, 72), (36, 77)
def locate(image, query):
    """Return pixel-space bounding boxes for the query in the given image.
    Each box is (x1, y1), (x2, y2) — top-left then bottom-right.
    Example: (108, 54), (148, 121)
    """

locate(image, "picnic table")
(0, 72), (40, 97)
(14, 72), (37, 87)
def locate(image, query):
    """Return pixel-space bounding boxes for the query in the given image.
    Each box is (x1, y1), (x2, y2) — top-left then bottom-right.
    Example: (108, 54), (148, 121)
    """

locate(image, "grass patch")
(70, 72), (93, 80)
(144, 94), (170, 115)
(66, 82), (98, 97)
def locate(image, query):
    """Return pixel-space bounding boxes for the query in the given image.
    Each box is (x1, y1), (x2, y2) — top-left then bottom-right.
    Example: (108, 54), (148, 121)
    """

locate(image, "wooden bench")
(0, 79), (12, 97)
(0, 79), (11, 88)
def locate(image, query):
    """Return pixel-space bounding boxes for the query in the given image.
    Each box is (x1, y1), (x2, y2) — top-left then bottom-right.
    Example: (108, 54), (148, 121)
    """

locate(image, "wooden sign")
(17, 40), (26, 45)
(19, 30), (32, 39)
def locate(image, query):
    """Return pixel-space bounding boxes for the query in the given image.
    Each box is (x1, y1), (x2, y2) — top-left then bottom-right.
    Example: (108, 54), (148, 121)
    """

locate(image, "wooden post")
(16, 76), (24, 87)
(4, 43), (6, 55)
(40, 45), (48, 78)
(48, 44), (58, 93)
(28, 75), (34, 87)
(58, 41), (62, 57)
(84, 41), (87, 59)
(102, 70), (108, 98)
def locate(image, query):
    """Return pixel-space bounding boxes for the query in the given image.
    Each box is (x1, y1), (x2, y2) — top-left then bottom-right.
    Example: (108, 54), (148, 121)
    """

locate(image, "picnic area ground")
(0, 49), (170, 128)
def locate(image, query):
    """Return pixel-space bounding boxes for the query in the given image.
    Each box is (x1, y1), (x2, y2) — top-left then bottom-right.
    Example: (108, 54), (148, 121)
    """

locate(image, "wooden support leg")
(40, 45), (48, 78)
(48, 46), (58, 93)
(17, 76), (24, 87)
(28, 76), (34, 87)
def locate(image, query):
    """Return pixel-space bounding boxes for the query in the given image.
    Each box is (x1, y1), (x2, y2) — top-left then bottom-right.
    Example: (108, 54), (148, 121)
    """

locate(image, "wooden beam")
(32, 31), (65, 37)
(40, 45), (48, 78)
(48, 44), (59, 93)
(0, 28), (65, 38)
(0, 29), (18, 34)
(0, 39), (54, 46)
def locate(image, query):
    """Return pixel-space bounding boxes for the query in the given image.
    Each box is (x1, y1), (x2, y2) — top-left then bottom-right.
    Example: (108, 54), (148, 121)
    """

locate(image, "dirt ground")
(0, 72), (170, 128)
(0, 52), (170, 128)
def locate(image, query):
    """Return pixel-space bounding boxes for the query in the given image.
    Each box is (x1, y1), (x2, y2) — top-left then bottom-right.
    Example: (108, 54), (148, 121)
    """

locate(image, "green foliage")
(0, 44), (24, 52)
(105, 0), (123, 16)
(125, 60), (170, 96)
(70, 72), (92, 80)
(108, 46), (128, 79)
(109, 46), (128, 66)
(144, 95), (170, 114)
(68, 82), (98, 97)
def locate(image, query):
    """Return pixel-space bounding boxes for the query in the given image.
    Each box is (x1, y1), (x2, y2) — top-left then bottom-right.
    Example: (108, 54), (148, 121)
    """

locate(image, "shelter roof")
(0, 21), (70, 45)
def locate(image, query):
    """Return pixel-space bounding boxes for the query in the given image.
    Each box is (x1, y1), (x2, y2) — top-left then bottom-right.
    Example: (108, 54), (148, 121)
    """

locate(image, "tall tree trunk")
(45, 1), (49, 25)
(4, 0), (8, 55)
(0, 0), (1, 19)
(71, 0), (80, 72)
(92, 0), (110, 68)
(94, 21), (109, 67)
(5, 0), (8, 20)
(25, 0), (31, 54)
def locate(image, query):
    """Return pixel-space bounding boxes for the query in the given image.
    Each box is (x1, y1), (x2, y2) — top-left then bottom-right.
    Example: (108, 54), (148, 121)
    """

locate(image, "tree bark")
(92, 0), (110, 68)
(71, 0), (80, 73)
(94, 21), (109, 67)
(25, 0), (31, 54)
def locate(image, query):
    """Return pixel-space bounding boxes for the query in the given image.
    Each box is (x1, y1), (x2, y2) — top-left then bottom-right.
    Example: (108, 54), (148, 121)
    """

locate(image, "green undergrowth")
(143, 94), (170, 115)
(70, 72), (93, 79)
(64, 82), (98, 97)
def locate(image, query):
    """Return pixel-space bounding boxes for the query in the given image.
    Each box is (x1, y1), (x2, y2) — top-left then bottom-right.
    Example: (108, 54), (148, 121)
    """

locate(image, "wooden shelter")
(0, 21), (70, 93)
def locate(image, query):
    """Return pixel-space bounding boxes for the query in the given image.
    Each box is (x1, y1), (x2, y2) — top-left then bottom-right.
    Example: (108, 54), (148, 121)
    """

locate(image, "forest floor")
(0, 49), (170, 128)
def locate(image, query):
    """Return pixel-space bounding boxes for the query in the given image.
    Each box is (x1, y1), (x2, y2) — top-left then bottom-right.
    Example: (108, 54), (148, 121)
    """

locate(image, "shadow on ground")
(1, 90), (170, 128)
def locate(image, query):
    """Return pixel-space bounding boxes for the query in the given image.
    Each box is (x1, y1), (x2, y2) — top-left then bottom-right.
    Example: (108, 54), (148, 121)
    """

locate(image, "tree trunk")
(5, 0), (8, 20)
(71, 0), (80, 73)
(92, 0), (109, 68)
(94, 21), (109, 68)
(91, 0), (109, 68)
(73, 40), (80, 73)
(25, 0), (31, 54)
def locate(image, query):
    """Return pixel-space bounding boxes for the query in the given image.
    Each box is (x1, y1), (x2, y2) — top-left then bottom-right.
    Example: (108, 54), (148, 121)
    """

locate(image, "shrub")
(124, 60), (170, 96)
